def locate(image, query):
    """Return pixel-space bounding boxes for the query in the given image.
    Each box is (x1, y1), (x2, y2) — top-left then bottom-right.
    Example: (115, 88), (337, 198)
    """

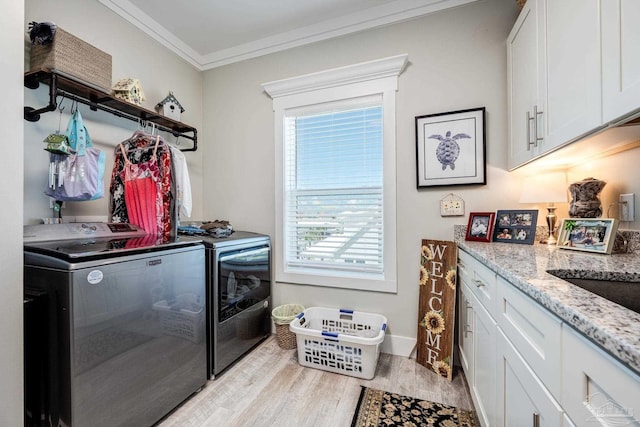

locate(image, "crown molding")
(98, 0), (477, 71)
(262, 54), (408, 99)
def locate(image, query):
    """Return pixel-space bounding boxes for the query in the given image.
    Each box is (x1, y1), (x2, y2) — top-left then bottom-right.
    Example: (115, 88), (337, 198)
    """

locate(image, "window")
(284, 100), (383, 272)
(263, 54), (407, 293)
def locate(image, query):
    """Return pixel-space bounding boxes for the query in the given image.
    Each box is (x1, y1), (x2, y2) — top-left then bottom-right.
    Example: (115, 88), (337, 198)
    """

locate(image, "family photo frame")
(465, 212), (495, 242)
(557, 218), (619, 254)
(493, 209), (538, 245)
(415, 107), (486, 188)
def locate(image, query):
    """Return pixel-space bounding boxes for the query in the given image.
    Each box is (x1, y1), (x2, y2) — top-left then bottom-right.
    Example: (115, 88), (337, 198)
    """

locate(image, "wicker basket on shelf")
(516, 0), (527, 8)
(29, 27), (112, 92)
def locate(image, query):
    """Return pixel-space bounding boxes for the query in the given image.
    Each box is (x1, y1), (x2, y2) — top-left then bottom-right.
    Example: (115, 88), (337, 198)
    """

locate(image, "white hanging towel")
(169, 146), (193, 218)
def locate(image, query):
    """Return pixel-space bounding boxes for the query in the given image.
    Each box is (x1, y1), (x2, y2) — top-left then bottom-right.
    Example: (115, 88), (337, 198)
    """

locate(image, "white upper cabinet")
(602, 0), (640, 123)
(508, 0), (603, 170)
(507, 0), (541, 169)
(542, 0), (602, 149)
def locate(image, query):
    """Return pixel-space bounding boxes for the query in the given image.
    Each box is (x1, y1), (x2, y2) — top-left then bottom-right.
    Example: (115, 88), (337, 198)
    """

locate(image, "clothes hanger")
(129, 121), (157, 145)
(57, 98), (66, 133)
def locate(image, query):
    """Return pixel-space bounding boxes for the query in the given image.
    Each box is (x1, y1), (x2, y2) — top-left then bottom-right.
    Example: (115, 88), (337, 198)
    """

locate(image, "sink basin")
(547, 273), (640, 315)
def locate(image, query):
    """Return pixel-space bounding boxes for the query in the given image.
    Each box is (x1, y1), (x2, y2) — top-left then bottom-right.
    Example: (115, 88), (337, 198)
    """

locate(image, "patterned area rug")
(351, 386), (478, 427)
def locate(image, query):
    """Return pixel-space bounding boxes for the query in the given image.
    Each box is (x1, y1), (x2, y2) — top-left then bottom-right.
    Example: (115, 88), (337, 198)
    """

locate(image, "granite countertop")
(456, 239), (640, 376)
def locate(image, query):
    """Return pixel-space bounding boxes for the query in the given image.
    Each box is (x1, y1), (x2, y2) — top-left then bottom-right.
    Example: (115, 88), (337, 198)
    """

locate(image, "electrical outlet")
(620, 193), (635, 221)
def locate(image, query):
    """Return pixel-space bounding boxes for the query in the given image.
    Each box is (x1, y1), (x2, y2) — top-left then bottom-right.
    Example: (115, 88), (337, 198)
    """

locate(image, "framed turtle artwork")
(415, 107), (486, 188)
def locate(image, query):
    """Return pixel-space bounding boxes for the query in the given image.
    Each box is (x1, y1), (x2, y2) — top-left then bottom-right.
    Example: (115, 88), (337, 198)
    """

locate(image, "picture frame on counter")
(415, 107), (486, 188)
(557, 218), (619, 254)
(493, 209), (538, 245)
(465, 212), (495, 242)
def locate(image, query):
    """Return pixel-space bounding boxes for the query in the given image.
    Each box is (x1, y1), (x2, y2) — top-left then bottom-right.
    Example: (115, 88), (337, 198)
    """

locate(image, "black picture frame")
(415, 107), (486, 188)
(493, 210), (538, 245)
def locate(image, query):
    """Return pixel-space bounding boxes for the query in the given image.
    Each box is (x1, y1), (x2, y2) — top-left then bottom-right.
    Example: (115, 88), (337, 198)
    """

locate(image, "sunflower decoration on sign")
(421, 245), (434, 262)
(445, 267), (457, 290)
(419, 265), (429, 286)
(419, 244), (433, 286)
(420, 310), (446, 335)
(432, 358), (452, 379)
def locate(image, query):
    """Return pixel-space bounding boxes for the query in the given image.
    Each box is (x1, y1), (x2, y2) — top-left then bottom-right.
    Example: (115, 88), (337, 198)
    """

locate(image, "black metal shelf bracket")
(24, 73), (57, 122)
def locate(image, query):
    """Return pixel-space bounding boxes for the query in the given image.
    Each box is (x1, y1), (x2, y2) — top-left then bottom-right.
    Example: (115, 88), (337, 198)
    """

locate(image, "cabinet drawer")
(458, 250), (497, 318)
(562, 326), (640, 426)
(497, 277), (562, 399)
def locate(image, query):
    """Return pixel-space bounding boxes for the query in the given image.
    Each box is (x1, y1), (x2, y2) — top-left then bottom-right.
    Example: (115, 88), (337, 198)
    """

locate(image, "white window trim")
(263, 54), (407, 293)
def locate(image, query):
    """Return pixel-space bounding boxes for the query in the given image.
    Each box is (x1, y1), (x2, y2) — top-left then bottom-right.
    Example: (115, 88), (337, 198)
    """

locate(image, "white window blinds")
(283, 101), (384, 275)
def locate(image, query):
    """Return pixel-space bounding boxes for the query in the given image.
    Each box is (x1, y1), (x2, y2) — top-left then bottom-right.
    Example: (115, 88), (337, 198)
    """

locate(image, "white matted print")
(415, 107), (486, 188)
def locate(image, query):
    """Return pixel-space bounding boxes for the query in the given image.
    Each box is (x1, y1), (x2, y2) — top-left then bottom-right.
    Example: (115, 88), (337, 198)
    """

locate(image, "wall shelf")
(24, 69), (198, 152)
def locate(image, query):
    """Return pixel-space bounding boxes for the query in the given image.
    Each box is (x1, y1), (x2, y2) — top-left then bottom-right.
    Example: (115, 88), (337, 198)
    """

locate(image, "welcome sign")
(417, 239), (457, 380)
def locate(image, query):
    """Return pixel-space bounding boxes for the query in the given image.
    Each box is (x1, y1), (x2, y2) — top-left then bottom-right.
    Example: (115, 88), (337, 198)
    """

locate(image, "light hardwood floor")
(157, 335), (475, 427)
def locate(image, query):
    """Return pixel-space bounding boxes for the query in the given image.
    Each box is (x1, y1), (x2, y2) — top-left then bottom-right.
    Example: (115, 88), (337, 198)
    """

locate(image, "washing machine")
(23, 222), (207, 427)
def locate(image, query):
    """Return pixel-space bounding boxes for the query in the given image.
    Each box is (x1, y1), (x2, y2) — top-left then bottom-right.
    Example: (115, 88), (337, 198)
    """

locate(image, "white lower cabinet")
(458, 249), (640, 427)
(467, 284), (496, 427)
(562, 326), (640, 426)
(497, 328), (564, 427)
(458, 256), (497, 427)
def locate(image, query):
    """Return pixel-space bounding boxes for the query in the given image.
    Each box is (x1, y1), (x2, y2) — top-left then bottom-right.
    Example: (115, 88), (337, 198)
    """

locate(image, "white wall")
(23, 0), (204, 224)
(1, 0), (25, 424)
(202, 0), (521, 350)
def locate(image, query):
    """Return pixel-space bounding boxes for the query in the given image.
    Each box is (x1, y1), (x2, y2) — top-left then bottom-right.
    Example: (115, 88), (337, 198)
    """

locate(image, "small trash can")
(272, 304), (305, 349)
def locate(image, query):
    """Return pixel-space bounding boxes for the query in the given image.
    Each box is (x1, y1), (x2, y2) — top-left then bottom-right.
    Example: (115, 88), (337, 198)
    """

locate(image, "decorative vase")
(568, 177), (606, 218)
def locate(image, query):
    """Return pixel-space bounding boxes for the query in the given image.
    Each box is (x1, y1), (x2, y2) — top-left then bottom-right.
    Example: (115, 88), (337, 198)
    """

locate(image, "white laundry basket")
(289, 307), (387, 380)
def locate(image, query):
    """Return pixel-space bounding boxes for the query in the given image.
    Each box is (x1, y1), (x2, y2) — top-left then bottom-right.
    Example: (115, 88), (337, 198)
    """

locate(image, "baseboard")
(380, 334), (417, 358)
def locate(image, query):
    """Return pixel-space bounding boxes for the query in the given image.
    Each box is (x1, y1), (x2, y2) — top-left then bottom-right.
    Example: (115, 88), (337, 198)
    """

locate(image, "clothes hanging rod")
(24, 70), (198, 152)
(57, 89), (198, 147)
